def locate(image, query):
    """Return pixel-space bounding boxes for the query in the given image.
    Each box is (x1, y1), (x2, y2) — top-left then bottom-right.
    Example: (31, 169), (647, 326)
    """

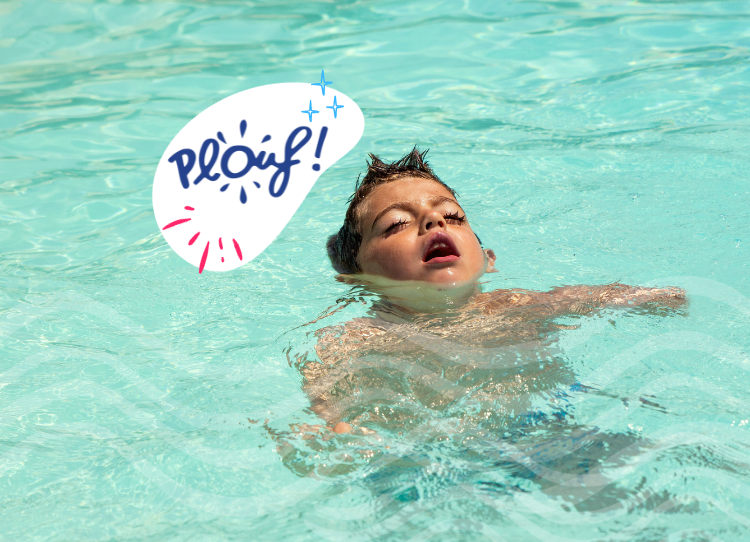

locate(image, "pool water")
(2, 0), (749, 540)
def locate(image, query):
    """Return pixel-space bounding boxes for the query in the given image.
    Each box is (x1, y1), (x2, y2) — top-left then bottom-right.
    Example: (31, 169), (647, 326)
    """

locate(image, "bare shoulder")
(314, 317), (387, 345)
(473, 288), (542, 312)
(312, 318), (387, 365)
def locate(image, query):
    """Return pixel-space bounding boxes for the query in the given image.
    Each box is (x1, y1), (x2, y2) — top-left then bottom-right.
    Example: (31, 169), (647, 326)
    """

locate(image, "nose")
(419, 210), (446, 234)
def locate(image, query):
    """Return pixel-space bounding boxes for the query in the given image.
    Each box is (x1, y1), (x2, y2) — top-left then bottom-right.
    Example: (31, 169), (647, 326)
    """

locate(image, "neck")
(350, 274), (482, 319)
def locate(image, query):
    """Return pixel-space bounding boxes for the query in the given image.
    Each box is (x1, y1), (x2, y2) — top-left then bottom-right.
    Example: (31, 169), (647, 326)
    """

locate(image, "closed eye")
(444, 212), (466, 224)
(385, 218), (408, 233)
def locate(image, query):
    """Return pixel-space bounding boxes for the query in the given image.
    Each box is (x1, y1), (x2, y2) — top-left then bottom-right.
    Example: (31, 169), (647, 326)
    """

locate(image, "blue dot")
(312, 164), (320, 171)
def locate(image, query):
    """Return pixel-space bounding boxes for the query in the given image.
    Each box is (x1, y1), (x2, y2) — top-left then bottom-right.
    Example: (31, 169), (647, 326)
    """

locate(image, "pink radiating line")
(233, 239), (242, 261)
(219, 237), (223, 250)
(185, 206), (195, 211)
(199, 242), (210, 274)
(188, 232), (200, 246)
(221, 257), (225, 263)
(163, 218), (191, 230)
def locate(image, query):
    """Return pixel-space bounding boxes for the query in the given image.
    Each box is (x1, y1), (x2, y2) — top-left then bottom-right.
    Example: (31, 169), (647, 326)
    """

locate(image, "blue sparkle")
(311, 70), (332, 96)
(301, 100), (319, 122)
(326, 95), (344, 119)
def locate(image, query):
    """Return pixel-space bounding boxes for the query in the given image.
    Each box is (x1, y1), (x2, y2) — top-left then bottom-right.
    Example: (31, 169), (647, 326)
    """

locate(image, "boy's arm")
(304, 322), (388, 427)
(546, 283), (686, 311)
(483, 283), (686, 317)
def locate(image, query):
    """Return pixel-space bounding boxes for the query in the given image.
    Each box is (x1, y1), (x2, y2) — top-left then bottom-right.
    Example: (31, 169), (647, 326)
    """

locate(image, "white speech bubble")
(153, 81), (364, 273)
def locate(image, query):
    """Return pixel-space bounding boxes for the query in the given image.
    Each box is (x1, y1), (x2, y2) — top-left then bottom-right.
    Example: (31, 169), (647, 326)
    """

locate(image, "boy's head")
(327, 148), (495, 284)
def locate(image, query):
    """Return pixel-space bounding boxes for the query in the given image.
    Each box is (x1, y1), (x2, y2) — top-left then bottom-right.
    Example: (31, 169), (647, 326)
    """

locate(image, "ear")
(484, 249), (497, 273)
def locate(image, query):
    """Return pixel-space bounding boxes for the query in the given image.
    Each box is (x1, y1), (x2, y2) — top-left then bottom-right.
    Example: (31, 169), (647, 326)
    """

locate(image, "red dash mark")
(188, 232), (200, 246)
(162, 218), (191, 230)
(199, 242), (210, 274)
(219, 237), (223, 250)
(185, 206), (195, 211)
(221, 257), (225, 263)
(233, 239), (243, 261)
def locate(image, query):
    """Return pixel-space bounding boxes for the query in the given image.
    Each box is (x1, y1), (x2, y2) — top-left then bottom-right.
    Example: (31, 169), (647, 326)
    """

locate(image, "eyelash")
(384, 212), (466, 233)
(385, 218), (408, 233)
(444, 212), (466, 223)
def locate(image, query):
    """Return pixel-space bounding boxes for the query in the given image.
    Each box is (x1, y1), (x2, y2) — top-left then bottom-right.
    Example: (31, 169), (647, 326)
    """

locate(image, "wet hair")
(327, 147), (459, 274)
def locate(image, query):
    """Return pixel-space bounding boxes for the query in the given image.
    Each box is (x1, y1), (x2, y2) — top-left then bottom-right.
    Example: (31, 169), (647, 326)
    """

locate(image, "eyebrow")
(370, 196), (462, 232)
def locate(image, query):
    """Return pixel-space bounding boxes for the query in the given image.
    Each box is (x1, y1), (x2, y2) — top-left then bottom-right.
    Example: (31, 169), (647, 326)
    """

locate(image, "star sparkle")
(326, 95), (344, 118)
(301, 100), (319, 122)
(311, 70), (332, 96)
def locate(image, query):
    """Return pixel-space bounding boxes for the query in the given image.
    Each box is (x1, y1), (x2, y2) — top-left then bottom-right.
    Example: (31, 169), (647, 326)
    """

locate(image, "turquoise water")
(2, 0), (750, 540)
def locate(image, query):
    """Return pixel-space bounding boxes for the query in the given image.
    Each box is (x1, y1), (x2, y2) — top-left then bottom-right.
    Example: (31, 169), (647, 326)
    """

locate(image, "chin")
(422, 270), (474, 285)
(428, 263), (488, 284)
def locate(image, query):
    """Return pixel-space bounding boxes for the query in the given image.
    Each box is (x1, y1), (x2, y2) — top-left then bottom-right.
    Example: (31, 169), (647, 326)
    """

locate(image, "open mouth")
(423, 232), (460, 264)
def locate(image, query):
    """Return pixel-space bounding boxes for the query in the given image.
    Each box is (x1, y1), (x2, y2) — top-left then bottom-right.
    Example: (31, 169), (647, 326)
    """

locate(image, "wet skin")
(278, 177), (689, 508)
(301, 177), (687, 432)
(301, 283), (687, 432)
(355, 177), (495, 284)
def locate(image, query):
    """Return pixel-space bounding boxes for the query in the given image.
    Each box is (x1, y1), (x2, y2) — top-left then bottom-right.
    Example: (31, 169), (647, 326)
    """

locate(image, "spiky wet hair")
(326, 147), (458, 274)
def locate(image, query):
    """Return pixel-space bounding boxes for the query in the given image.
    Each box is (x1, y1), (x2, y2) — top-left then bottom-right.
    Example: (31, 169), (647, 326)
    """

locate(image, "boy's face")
(355, 177), (495, 284)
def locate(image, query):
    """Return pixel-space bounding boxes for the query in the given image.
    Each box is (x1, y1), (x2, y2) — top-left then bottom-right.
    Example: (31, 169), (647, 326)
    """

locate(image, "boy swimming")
(299, 148), (686, 435)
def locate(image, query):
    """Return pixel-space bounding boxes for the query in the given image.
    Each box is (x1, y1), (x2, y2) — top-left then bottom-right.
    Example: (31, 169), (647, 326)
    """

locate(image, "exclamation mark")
(312, 126), (328, 172)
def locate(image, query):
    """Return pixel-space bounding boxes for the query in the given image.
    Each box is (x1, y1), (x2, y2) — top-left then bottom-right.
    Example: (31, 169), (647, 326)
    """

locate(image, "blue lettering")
(221, 144), (257, 179)
(169, 125), (314, 198)
(193, 138), (220, 184)
(168, 149), (196, 189)
(268, 126), (311, 198)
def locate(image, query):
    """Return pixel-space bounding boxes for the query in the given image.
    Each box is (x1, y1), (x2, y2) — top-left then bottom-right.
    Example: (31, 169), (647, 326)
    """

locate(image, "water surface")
(1, 0), (749, 540)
